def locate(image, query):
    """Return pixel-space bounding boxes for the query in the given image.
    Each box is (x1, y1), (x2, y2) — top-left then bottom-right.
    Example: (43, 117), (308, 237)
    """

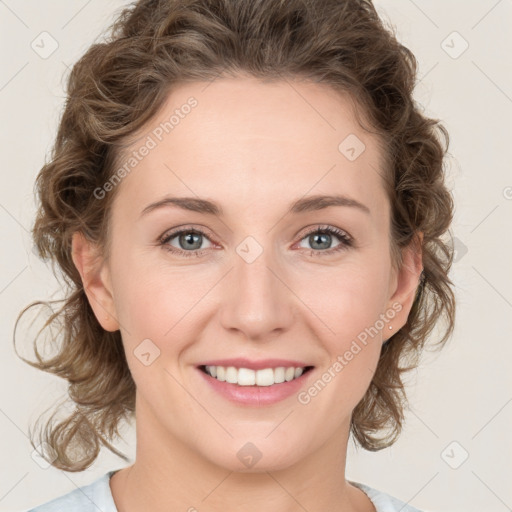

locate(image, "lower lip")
(196, 367), (314, 406)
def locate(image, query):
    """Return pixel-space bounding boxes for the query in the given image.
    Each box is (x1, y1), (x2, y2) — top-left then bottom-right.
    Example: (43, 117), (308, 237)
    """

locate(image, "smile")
(200, 365), (314, 386)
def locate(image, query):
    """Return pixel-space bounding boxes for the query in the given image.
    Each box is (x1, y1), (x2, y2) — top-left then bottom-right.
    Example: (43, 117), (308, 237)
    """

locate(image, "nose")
(219, 240), (295, 341)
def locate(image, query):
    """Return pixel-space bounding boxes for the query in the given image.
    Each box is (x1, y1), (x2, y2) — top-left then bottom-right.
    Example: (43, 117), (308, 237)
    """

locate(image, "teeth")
(256, 368), (274, 386)
(216, 366), (225, 381)
(225, 366), (238, 384)
(203, 365), (307, 386)
(274, 367), (285, 384)
(238, 367), (256, 386)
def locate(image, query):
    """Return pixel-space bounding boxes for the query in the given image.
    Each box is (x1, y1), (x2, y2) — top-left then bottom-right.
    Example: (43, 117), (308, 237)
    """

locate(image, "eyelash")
(159, 225), (353, 258)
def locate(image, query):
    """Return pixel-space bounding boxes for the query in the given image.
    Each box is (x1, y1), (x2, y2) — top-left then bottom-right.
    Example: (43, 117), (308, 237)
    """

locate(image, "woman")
(17, 0), (455, 510)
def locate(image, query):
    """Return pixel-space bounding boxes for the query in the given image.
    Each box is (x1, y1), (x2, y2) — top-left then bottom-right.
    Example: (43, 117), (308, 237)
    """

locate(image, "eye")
(296, 225), (353, 256)
(160, 227), (215, 258)
(159, 224), (354, 258)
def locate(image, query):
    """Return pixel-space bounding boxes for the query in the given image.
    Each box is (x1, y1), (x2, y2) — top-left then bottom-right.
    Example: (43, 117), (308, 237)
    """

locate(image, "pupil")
(311, 233), (330, 250)
(181, 232), (201, 250)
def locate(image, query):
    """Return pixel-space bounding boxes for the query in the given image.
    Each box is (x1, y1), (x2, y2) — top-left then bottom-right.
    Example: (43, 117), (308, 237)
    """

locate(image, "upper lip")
(196, 358), (314, 371)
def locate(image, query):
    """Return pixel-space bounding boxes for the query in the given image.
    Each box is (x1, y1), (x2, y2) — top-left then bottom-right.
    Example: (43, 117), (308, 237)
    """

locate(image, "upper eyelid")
(300, 224), (351, 239)
(160, 225), (215, 242)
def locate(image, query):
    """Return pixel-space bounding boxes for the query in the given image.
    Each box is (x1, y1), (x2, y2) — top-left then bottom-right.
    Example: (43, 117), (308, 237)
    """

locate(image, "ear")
(383, 232), (424, 341)
(71, 231), (119, 332)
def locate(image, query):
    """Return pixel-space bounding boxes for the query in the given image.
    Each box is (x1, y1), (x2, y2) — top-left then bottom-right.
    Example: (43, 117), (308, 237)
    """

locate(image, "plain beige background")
(1, 1), (511, 511)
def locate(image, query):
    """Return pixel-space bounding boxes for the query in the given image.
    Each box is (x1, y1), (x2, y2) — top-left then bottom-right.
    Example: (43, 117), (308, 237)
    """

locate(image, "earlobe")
(71, 231), (119, 332)
(384, 232), (424, 339)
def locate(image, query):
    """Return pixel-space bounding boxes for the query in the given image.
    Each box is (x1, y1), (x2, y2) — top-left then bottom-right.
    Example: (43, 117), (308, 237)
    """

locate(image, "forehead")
(111, 77), (389, 221)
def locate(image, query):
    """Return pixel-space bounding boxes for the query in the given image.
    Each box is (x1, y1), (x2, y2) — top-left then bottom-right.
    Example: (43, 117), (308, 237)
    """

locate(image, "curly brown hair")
(14, 0), (456, 471)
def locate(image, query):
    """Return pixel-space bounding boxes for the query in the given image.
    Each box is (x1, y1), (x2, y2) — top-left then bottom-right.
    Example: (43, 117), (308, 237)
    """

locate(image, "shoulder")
(349, 480), (424, 512)
(25, 471), (118, 512)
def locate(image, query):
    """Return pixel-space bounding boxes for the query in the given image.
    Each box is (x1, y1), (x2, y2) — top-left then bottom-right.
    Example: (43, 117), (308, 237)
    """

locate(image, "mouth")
(198, 364), (315, 387)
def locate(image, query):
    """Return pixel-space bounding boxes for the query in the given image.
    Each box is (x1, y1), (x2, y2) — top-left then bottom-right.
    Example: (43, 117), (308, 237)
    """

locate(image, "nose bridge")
(219, 234), (294, 339)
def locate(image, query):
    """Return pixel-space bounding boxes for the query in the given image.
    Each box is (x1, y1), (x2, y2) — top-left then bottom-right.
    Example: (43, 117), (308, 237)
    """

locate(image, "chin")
(202, 436), (307, 473)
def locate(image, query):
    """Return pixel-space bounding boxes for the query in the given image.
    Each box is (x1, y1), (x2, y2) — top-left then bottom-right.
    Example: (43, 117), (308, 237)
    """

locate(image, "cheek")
(110, 271), (192, 395)
(294, 263), (388, 393)
(294, 261), (390, 336)
(114, 275), (171, 334)
(110, 244), (185, 331)
(110, 255), (218, 370)
(111, 235), (390, 354)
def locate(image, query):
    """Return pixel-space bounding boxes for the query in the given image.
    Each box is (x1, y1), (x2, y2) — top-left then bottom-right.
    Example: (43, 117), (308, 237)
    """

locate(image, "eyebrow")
(140, 193), (371, 218)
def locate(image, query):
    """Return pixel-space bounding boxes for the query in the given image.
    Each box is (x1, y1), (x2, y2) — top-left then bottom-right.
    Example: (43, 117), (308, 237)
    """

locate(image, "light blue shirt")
(25, 470), (424, 511)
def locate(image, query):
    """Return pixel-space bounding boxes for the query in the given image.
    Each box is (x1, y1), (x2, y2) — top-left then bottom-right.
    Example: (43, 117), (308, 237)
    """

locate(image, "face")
(74, 76), (421, 473)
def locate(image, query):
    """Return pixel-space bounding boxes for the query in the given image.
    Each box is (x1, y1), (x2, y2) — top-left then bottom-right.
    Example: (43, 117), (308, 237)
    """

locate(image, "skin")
(72, 76), (423, 512)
